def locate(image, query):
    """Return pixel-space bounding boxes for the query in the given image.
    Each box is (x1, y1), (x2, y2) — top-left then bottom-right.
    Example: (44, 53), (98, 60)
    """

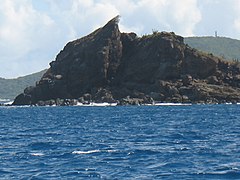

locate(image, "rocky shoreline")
(12, 16), (240, 106)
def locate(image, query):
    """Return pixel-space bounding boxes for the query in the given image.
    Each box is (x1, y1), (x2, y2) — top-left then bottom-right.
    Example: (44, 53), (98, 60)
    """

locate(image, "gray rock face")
(13, 16), (240, 105)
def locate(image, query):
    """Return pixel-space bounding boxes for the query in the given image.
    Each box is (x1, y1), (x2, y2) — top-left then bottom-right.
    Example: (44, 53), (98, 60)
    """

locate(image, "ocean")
(0, 105), (239, 179)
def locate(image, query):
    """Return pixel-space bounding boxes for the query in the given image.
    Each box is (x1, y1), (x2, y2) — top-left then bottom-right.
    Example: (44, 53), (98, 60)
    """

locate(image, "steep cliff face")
(13, 16), (240, 105)
(49, 16), (122, 97)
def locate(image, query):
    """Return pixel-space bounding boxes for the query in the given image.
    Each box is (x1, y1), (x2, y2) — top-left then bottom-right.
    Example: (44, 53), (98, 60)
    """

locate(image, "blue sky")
(0, 0), (240, 78)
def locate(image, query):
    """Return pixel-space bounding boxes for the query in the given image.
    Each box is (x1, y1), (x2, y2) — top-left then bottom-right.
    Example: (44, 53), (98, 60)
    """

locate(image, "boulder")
(14, 93), (32, 105)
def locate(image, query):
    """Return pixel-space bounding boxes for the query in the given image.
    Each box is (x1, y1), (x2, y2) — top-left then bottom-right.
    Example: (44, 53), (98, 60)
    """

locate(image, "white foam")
(72, 150), (101, 154)
(1, 105), (30, 108)
(76, 102), (192, 106)
(3, 101), (13, 105)
(154, 103), (192, 106)
(0, 99), (13, 105)
(104, 149), (117, 153)
(72, 149), (117, 155)
(76, 102), (117, 107)
(30, 152), (44, 156)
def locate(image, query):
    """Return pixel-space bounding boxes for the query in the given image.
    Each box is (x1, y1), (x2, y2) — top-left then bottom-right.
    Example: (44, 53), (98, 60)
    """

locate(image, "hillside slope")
(0, 69), (47, 100)
(184, 36), (240, 61)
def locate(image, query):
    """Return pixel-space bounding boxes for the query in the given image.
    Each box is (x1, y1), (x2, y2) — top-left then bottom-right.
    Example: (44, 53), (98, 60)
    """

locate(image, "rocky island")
(13, 16), (240, 106)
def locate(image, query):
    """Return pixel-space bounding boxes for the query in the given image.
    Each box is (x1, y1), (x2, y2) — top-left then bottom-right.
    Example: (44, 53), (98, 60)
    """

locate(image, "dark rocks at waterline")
(13, 16), (240, 106)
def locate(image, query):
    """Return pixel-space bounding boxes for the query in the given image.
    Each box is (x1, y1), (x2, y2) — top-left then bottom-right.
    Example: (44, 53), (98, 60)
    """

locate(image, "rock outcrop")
(13, 16), (240, 105)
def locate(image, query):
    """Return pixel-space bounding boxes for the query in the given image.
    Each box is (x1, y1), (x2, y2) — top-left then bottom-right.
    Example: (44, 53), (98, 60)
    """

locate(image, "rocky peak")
(48, 16), (123, 97)
(13, 17), (240, 105)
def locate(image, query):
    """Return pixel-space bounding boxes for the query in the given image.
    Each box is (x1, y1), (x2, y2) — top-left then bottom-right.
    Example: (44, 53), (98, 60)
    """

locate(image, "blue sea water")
(0, 105), (240, 179)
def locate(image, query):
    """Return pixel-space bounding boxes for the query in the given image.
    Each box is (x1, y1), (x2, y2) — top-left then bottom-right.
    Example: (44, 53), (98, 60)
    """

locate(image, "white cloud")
(194, 0), (240, 38)
(0, 0), (56, 77)
(234, 0), (240, 33)
(103, 0), (201, 36)
(0, 0), (119, 77)
(0, 0), (238, 78)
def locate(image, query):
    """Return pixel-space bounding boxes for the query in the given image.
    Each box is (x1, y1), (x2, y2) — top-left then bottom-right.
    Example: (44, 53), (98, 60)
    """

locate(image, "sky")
(0, 0), (240, 78)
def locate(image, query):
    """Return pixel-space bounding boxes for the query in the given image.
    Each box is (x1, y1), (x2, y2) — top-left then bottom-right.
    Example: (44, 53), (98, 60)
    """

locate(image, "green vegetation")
(184, 36), (240, 61)
(0, 69), (47, 100)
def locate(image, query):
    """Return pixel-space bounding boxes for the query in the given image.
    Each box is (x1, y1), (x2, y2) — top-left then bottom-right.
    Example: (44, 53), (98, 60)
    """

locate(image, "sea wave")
(72, 149), (117, 155)
(30, 152), (45, 156)
(0, 105), (239, 179)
